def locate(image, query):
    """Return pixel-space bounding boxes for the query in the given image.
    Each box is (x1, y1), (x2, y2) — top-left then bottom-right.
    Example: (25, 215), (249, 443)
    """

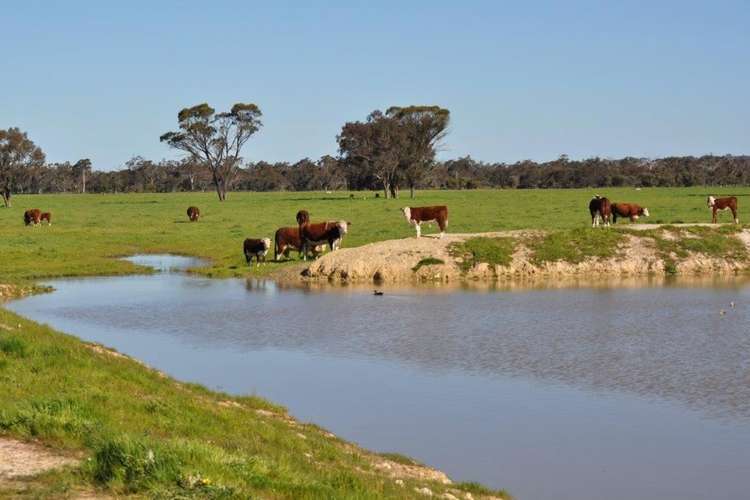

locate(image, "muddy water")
(8, 255), (750, 500)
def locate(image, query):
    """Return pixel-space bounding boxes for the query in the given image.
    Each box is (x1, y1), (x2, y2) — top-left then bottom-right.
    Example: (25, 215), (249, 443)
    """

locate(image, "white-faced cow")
(588, 196), (612, 227)
(612, 203), (649, 223)
(401, 206), (448, 238)
(243, 238), (271, 266)
(274, 226), (326, 261)
(296, 210), (350, 261)
(707, 196), (739, 224)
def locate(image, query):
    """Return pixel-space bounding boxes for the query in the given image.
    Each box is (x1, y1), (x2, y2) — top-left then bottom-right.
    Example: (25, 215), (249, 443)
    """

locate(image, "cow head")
(641, 207), (650, 217)
(262, 238), (271, 251)
(296, 210), (310, 225)
(707, 196), (716, 208)
(401, 207), (411, 222)
(336, 221), (350, 234)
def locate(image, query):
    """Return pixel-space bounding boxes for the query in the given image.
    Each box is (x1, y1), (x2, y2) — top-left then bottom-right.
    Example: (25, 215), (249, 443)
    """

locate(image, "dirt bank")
(288, 225), (750, 285)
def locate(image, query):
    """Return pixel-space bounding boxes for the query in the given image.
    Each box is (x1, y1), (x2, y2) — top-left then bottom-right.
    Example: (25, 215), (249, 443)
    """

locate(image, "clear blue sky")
(2, 1), (748, 170)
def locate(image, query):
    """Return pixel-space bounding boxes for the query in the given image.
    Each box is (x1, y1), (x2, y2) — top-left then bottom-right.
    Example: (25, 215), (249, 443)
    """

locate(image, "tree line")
(3, 102), (750, 206)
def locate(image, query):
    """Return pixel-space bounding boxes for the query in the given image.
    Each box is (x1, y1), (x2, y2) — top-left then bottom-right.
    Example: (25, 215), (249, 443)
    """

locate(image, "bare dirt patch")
(0, 437), (77, 479)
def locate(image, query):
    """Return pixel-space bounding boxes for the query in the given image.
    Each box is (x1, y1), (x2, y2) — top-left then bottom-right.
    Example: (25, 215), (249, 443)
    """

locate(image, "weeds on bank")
(529, 228), (625, 265)
(450, 237), (516, 272)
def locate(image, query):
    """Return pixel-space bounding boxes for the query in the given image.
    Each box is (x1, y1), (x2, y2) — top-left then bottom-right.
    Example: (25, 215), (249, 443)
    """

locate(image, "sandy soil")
(283, 226), (750, 285)
(0, 438), (77, 480)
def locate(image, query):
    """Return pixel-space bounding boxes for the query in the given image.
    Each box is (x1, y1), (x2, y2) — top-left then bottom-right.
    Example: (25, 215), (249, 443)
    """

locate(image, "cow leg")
(415, 222), (421, 238)
(732, 208), (739, 224)
(712, 208), (717, 224)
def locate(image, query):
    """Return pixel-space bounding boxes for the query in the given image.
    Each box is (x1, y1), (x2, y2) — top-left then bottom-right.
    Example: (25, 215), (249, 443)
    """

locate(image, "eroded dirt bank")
(289, 225), (750, 285)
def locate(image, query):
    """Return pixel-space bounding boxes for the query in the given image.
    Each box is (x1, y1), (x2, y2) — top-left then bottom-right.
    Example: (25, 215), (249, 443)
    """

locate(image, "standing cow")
(589, 196), (612, 227)
(401, 206), (448, 238)
(707, 196), (739, 224)
(23, 209), (42, 226)
(187, 206), (200, 222)
(611, 203), (649, 223)
(243, 238), (271, 266)
(296, 210), (350, 261)
(274, 227), (325, 261)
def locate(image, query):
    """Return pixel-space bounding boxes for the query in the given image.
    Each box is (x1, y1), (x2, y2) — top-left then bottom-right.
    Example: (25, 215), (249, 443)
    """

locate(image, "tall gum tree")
(0, 128), (46, 207)
(386, 106), (450, 198)
(160, 103), (262, 201)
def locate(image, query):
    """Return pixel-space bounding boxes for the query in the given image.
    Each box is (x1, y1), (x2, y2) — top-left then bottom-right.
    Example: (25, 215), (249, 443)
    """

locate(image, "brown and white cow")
(274, 227), (326, 261)
(187, 206), (200, 222)
(23, 209), (41, 226)
(296, 210), (350, 261)
(401, 206), (448, 238)
(243, 237), (272, 266)
(612, 203), (649, 223)
(707, 196), (739, 224)
(589, 196), (612, 227)
(40, 212), (52, 225)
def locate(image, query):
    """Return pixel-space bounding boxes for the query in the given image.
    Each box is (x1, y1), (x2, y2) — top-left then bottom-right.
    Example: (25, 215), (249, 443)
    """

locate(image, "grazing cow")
(707, 196), (739, 224)
(187, 206), (200, 222)
(243, 238), (272, 266)
(40, 212), (52, 225)
(612, 203), (650, 223)
(401, 206), (448, 238)
(274, 227), (326, 260)
(296, 210), (350, 261)
(23, 209), (41, 226)
(589, 196), (612, 227)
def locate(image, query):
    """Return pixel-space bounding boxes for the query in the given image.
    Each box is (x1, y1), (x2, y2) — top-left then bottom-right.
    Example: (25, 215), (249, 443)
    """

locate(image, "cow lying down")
(243, 238), (271, 266)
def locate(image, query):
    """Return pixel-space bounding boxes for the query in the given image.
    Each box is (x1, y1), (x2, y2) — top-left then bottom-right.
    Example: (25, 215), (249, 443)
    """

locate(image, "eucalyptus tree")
(0, 128), (46, 207)
(386, 105), (450, 198)
(73, 158), (92, 193)
(160, 103), (262, 201)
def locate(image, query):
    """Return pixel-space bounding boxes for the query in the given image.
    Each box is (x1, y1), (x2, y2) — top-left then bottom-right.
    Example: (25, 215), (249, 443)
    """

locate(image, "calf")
(40, 212), (52, 225)
(243, 238), (272, 266)
(187, 206), (200, 222)
(274, 227), (325, 261)
(401, 206), (448, 238)
(612, 203), (649, 223)
(707, 196), (739, 224)
(296, 210), (350, 261)
(23, 209), (41, 226)
(589, 196), (612, 227)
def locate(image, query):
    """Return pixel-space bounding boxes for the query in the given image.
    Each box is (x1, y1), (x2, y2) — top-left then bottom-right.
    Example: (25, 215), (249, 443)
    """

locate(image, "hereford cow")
(589, 196), (612, 227)
(707, 196), (739, 224)
(612, 203), (649, 223)
(187, 206), (200, 222)
(23, 209), (41, 226)
(40, 212), (52, 225)
(274, 227), (326, 261)
(296, 210), (350, 261)
(243, 238), (272, 266)
(401, 206), (448, 238)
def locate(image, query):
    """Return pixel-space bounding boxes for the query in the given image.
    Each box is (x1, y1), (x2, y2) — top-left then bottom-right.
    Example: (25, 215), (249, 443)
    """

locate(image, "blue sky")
(2, 1), (748, 170)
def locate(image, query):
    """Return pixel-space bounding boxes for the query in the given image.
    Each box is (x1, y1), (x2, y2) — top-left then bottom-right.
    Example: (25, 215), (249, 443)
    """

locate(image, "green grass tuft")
(529, 228), (625, 265)
(412, 257), (445, 272)
(451, 237), (515, 272)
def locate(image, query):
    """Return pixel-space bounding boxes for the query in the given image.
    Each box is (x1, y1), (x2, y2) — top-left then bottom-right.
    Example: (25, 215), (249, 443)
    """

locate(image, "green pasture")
(1, 187), (746, 282)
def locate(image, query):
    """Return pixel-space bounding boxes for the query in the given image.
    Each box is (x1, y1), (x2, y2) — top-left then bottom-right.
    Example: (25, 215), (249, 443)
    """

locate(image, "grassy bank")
(0, 308), (508, 499)
(1, 187), (747, 281)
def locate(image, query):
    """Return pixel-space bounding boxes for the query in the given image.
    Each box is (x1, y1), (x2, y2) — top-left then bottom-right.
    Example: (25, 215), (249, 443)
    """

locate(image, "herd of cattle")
(589, 195), (739, 227)
(20, 194), (740, 265)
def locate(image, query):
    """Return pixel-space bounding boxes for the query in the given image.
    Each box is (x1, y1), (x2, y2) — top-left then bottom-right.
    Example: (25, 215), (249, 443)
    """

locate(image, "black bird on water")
(373, 290), (384, 296)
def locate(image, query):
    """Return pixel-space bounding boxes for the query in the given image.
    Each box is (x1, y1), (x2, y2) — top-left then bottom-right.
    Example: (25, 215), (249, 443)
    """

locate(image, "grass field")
(1, 187), (747, 498)
(2, 187), (748, 283)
